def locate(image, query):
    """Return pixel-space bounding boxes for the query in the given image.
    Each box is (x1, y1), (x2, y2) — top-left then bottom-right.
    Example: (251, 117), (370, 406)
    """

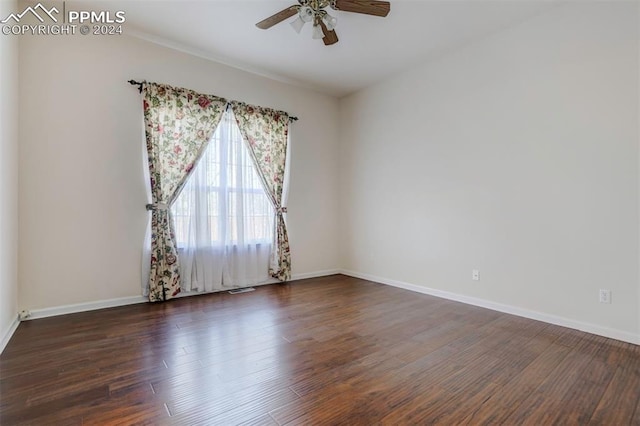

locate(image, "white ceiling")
(73, 0), (555, 97)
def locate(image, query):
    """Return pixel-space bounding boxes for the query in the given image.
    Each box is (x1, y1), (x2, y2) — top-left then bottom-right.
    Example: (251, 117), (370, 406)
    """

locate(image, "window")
(169, 110), (274, 292)
(171, 111), (274, 248)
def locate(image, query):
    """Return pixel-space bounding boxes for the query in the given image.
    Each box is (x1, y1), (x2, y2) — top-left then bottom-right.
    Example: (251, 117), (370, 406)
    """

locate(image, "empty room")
(1, 0), (639, 424)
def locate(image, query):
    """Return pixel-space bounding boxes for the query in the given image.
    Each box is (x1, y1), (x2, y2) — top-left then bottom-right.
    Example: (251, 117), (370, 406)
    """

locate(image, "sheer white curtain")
(171, 110), (274, 293)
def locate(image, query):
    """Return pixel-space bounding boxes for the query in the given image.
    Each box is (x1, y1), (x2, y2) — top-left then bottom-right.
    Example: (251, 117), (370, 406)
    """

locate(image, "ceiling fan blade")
(333, 0), (390, 17)
(256, 5), (298, 29)
(320, 21), (339, 45)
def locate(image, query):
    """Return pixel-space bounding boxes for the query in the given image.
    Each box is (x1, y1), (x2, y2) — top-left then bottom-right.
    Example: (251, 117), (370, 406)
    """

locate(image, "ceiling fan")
(256, 0), (391, 46)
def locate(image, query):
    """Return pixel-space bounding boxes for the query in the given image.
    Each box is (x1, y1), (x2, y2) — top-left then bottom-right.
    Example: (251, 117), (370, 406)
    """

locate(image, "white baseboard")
(292, 269), (341, 281)
(340, 269), (640, 345)
(27, 295), (147, 321)
(1, 315), (20, 355)
(22, 269), (341, 322)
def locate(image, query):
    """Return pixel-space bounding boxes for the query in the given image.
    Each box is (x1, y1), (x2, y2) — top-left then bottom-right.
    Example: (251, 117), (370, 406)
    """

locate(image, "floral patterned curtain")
(143, 83), (227, 301)
(231, 101), (292, 281)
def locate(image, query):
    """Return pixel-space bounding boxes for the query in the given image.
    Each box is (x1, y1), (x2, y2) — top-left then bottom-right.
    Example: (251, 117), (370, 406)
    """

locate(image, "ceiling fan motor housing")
(298, 0), (334, 10)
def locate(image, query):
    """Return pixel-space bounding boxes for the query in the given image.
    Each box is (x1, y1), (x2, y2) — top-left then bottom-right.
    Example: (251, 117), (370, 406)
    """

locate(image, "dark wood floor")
(1, 275), (639, 425)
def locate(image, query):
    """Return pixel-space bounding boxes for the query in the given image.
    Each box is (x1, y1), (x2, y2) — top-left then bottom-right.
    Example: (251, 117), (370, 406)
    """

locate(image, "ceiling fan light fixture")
(322, 13), (337, 31)
(290, 15), (306, 33)
(299, 6), (314, 23)
(312, 23), (324, 39)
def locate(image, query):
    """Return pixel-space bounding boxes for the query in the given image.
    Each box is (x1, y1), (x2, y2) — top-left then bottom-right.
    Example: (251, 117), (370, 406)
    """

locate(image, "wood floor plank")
(502, 346), (609, 424)
(1, 275), (638, 425)
(237, 413), (279, 426)
(589, 365), (640, 425)
(460, 341), (571, 425)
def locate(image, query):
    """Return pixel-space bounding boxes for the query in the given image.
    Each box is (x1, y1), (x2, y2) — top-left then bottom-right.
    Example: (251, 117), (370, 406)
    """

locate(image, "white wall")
(19, 33), (340, 310)
(339, 2), (640, 338)
(0, 0), (19, 349)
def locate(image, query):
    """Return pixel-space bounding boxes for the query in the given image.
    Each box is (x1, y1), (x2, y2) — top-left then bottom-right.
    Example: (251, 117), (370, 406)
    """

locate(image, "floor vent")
(228, 287), (255, 294)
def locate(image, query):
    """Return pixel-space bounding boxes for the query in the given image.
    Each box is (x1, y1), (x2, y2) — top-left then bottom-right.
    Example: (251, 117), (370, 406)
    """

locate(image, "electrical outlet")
(599, 289), (611, 304)
(472, 269), (480, 281)
(18, 310), (31, 320)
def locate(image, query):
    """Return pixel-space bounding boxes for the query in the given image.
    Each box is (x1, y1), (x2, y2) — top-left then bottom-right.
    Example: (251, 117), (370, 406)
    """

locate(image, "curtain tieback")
(146, 203), (169, 211)
(276, 207), (287, 214)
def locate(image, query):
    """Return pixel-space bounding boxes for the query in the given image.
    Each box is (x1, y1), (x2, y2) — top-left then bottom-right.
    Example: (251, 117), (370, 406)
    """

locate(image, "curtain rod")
(128, 80), (298, 122)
